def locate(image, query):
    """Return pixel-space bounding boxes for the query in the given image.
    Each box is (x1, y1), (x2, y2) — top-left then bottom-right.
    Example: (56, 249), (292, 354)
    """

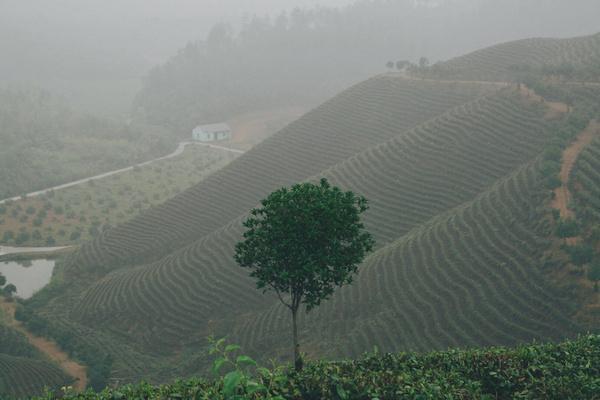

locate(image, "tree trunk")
(292, 307), (302, 371)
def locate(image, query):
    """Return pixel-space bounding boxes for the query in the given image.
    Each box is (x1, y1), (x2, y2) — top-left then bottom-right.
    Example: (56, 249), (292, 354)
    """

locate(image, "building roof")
(195, 123), (231, 133)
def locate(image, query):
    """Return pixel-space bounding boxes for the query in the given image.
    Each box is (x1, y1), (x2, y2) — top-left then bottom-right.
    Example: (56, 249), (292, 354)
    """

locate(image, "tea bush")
(32, 335), (599, 400)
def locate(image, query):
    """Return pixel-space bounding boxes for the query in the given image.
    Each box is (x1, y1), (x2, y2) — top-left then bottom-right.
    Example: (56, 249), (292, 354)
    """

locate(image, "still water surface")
(0, 259), (55, 299)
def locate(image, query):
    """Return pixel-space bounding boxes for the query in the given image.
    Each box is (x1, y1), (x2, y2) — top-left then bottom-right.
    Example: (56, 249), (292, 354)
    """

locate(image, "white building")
(192, 123), (232, 142)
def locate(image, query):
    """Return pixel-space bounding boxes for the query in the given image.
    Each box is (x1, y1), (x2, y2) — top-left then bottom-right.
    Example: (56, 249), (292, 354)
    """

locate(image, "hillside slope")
(69, 78), (495, 273)
(236, 161), (578, 360)
(29, 84), (588, 385)
(420, 32), (600, 82)
(0, 324), (71, 398)
(4, 30), (599, 399)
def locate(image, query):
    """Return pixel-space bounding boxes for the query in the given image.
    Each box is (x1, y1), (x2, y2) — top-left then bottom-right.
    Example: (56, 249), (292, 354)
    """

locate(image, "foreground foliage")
(33, 335), (600, 400)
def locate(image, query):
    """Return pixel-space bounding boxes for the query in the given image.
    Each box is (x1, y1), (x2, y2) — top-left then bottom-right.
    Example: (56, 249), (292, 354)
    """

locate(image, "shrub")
(556, 218), (579, 238)
(543, 145), (563, 162)
(88, 226), (100, 237)
(15, 231), (30, 245)
(545, 174), (562, 189)
(2, 230), (15, 243)
(30, 335), (600, 400)
(69, 231), (81, 241)
(565, 244), (594, 266)
(540, 160), (560, 177)
(588, 262), (600, 282)
(590, 226), (600, 242)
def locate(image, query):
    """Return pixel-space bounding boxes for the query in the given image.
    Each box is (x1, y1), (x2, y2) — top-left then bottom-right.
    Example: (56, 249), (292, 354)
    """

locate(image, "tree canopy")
(235, 178), (374, 369)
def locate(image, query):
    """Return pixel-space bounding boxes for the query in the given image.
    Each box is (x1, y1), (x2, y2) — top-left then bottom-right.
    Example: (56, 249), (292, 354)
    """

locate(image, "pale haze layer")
(1, 0), (599, 115)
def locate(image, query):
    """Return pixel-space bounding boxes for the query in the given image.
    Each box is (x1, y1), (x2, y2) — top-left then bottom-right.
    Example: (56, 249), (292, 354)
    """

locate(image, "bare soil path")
(551, 120), (600, 245)
(518, 85), (570, 118)
(551, 120), (600, 220)
(0, 299), (87, 391)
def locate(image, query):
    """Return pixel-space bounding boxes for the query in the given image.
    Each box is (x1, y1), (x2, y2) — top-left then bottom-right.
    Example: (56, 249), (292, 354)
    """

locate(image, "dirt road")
(0, 300), (88, 391)
(0, 142), (243, 205)
(551, 120), (599, 219)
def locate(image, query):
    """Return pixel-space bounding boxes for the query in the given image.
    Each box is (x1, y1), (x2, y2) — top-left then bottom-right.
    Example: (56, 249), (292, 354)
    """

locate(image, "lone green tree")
(235, 178), (374, 371)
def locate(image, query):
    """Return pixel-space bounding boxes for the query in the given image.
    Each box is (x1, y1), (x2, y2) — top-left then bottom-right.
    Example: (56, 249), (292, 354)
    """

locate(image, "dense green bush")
(564, 244), (594, 266)
(555, 218), (580, 238)
(587, 261), (600, 282)
(31, 335), (600, 400)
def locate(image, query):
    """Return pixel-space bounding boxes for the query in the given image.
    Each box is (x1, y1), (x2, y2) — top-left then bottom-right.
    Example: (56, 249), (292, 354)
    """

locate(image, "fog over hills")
(1, 1), (600, 398)
(1, 0), (599, 116)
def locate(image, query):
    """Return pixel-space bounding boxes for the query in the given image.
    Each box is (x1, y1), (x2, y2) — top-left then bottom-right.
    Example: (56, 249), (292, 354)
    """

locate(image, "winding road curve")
(0, 142), (244, 205)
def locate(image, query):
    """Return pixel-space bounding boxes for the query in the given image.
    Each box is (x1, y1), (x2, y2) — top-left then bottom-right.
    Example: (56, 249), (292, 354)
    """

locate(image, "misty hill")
(131, 1), (600, 134)
(0, 87), (171, 200)
(72, 89), (573, 362)
(72, 78), (493, 272)
(16, 32), (600, 392)
(421, 32), (600, 82)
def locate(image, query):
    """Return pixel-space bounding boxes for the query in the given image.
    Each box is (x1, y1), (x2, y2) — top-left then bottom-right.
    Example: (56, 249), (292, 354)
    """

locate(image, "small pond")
(0, 259), (55, 299)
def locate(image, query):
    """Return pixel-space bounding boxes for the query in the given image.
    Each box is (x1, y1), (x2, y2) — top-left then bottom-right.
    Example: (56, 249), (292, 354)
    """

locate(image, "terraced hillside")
(30, 85), (585, 385)
(0, 324), (71, 398)
(68, 78), (496, 272)
(572, 136), (600, 223)
(18, 38), (600, 389)
(420, 32), (600, 82)
(71, 90), (554, 340)
(235, 162), (578, 359)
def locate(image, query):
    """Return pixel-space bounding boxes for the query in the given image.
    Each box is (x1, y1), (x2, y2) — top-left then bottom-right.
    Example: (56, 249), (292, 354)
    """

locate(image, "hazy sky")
(1, 1), (355, 23)
(2, 0), (598, 116)
(0, 1), (352, 114)
(0, 0), (355, 68)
